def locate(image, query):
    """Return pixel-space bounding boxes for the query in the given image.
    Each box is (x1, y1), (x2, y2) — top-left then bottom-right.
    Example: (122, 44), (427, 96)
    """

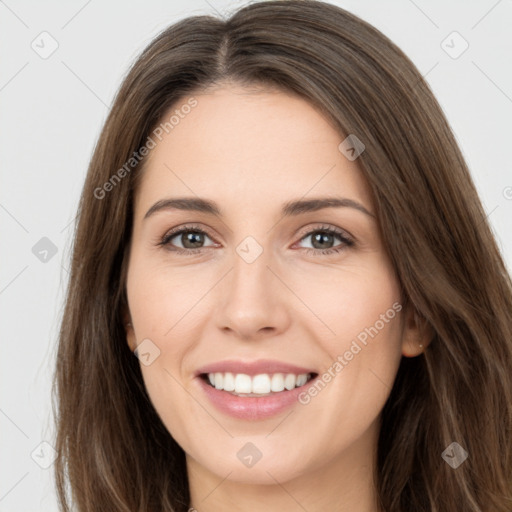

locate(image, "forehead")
(134, 85), (373, 217)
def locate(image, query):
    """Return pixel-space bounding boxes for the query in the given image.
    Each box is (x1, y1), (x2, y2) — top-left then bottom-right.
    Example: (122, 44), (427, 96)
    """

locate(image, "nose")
(215, 244), (291, 341)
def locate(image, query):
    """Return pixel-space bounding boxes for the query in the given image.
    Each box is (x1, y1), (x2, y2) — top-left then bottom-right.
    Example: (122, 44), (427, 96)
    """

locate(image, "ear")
(401, 305), (433, 357)
(122, 310), (137, 352)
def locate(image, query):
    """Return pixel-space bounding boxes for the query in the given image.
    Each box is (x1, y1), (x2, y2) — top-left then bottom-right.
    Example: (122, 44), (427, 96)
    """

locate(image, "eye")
(158, 224), (217, 255)
(157, 223), (354, 256)
(295, 225), (354, 256)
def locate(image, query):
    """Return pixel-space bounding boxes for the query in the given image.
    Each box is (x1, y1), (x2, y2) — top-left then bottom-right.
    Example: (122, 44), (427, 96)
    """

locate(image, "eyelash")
(157, 223), (355, 257)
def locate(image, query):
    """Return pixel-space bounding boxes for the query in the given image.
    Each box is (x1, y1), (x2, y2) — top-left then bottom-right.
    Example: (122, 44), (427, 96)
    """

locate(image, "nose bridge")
(231, 234), (274, 302)
(215, 234), (289, 337)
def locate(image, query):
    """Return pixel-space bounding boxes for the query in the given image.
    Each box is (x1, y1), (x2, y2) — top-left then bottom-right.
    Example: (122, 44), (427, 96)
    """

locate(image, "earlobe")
(123, 313), (136, 352)
(126, 323), (136, 352)
(401, 307), (433, 357)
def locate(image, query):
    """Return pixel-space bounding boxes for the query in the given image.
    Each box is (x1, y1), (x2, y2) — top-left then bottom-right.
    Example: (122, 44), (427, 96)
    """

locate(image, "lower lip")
(197, 376), (315, 420)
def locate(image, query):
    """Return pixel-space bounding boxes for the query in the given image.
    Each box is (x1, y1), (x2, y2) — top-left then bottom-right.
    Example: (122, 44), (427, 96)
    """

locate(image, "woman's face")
(125, 84), (419, 485)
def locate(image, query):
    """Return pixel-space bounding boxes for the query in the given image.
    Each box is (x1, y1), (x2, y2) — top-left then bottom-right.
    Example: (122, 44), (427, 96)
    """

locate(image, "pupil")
(183, 231), (204, 248)
(313, 232), (332, 249)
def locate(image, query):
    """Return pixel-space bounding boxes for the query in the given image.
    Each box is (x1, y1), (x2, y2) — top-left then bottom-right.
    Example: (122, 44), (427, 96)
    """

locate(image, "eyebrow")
(143, 196), (375, 220)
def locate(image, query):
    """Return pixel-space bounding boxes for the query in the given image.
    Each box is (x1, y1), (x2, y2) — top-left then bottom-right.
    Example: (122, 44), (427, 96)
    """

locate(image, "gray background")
(1, 0), (511, 510)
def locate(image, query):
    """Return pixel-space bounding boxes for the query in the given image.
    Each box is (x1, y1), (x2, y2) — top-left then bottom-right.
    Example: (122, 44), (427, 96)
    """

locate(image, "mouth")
(199, 371), (318, 397)
(194, 359), (319, 419)
(197, 371), (319, 420)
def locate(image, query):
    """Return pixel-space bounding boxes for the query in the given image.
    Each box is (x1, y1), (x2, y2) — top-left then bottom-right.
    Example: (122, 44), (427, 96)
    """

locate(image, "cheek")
(293, 261), (403, 429)
(125, 256), (210, 434)
(126, 257), (207, 352)
(288, 257), (402, 349)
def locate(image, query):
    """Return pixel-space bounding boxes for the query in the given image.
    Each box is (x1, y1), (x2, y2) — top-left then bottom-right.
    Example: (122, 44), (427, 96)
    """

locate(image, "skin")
(125, 82), (429, 512)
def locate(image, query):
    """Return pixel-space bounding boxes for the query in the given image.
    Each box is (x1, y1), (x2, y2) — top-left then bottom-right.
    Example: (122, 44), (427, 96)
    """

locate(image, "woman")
(53, 1), (512, 510)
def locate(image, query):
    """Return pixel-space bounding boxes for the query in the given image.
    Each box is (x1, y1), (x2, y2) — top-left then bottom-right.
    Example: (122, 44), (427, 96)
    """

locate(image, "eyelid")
(159, 223), (219, 246)
(294, 223), (354, 244)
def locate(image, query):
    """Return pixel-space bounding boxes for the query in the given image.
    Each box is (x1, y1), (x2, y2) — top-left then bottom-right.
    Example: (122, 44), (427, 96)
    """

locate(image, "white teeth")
(214, 372), (223, 390)
(296, 374), (307, 387)
(234, 374), (252, 393)
(206, 372), (312, 394)
(223, 372), (235, 392)
(284, 374), (296, 390)
(252, 374), (271, 394)
(271, 373), (285, 392)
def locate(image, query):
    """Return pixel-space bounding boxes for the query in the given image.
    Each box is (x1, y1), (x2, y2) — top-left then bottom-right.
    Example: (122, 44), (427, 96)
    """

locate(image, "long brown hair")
(53, 1), (512, 510)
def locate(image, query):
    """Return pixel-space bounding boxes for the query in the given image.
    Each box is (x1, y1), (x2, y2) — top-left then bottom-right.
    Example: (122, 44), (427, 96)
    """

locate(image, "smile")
(202, 372), (315, 396)
(195, 360), (319, 420)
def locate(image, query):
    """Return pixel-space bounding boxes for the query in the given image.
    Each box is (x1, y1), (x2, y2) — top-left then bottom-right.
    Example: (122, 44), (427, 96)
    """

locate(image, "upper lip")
(195, 359), (317, 377)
